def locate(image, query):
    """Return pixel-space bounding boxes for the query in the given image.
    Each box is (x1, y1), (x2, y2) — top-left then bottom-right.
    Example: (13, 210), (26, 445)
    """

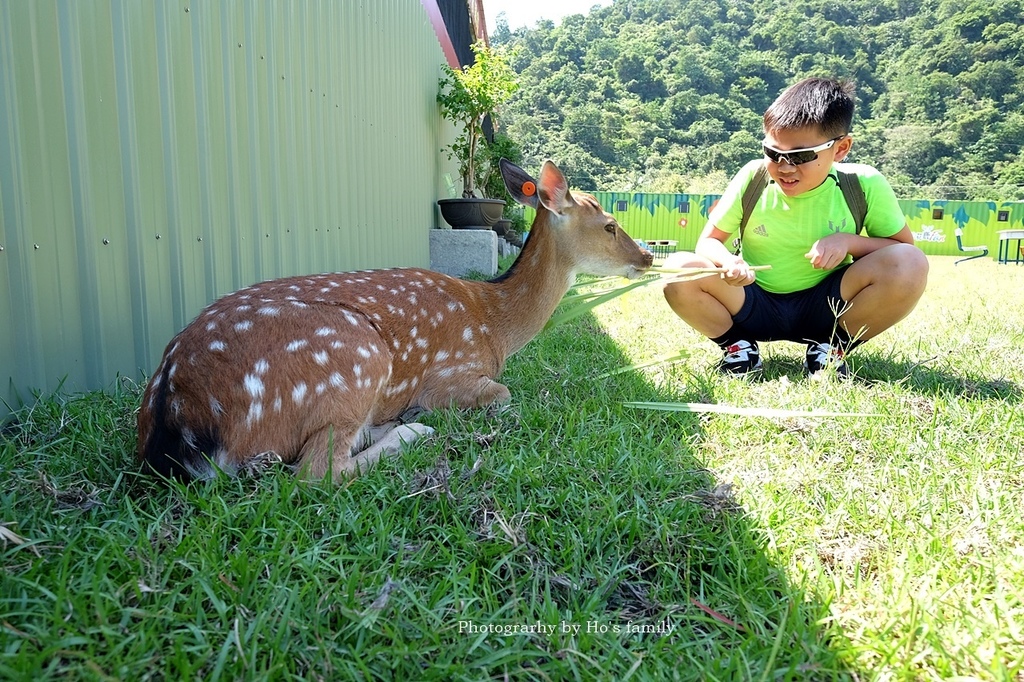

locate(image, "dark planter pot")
(492, 219), (512, 237)
(437, 198), (505, 229)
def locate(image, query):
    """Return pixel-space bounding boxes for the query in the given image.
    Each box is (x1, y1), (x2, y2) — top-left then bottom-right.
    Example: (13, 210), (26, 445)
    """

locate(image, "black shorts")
(732, 265), (850, 344)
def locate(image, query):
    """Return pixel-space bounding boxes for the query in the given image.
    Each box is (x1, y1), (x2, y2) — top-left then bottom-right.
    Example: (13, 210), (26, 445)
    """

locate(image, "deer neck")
(471, 223), (575, 360)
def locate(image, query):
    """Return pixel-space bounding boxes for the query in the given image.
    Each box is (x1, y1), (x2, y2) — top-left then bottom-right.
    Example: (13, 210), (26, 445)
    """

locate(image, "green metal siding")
(0, 1), (454, 415)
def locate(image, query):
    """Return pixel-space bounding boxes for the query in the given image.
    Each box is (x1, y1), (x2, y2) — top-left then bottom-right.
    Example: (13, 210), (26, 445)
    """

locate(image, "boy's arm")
(806, 224), (915, 270)
(696, 223), (756, 286)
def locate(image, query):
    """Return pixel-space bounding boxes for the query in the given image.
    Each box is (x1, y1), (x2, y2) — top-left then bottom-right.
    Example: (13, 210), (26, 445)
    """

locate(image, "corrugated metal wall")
(0, 1), (456, 415)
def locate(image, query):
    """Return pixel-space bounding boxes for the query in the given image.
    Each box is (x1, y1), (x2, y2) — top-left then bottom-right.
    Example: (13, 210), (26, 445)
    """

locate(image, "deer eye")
(604, 223), (617, 234)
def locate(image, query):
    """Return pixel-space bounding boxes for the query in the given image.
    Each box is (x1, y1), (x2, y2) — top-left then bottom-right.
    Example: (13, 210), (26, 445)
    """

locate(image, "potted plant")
(436, 40), (519, 229)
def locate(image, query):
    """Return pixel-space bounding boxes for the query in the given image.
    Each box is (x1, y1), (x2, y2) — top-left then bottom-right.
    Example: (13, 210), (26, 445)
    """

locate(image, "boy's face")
(762, 126), (852, 196)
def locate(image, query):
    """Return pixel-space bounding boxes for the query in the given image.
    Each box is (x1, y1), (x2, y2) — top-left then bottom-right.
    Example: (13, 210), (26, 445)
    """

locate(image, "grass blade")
(623, 402), (882, 418)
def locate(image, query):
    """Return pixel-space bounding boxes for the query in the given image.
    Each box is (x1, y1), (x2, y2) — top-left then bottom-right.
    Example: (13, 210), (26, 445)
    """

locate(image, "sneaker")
(804, 342), (848, 378)
(719, 340), (763, 375)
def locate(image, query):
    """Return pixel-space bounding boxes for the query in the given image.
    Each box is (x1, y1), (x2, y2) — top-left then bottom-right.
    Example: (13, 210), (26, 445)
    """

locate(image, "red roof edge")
(420, 0), (461, 69)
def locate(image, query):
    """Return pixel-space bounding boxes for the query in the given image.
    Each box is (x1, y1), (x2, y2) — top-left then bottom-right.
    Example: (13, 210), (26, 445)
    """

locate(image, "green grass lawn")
(2, 256), (1022, 680)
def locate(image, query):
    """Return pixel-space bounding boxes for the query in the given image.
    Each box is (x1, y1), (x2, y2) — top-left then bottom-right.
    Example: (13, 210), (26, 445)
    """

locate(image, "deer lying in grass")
(137, 159), (653, 481)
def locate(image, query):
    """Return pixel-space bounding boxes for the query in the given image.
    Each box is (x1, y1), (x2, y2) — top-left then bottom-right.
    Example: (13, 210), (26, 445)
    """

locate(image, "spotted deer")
(137, 159), (653, 481)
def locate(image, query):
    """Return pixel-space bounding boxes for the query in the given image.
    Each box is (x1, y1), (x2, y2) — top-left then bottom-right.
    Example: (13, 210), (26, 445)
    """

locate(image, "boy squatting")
(662, 77), (929, 377)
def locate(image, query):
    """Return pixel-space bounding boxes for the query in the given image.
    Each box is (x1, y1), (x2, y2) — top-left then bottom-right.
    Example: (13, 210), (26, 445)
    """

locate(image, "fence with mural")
(525, 192), (1024, 261)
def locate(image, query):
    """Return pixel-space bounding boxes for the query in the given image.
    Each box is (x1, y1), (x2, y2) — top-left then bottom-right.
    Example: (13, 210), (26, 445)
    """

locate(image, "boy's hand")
(719, 256), (756, 286)
(806, 233), (851, 270)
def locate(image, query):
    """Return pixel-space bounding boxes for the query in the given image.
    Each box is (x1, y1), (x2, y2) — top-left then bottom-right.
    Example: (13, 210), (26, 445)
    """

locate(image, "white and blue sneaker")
(718, 340), (762, 375)
(804, 342), (849, 378)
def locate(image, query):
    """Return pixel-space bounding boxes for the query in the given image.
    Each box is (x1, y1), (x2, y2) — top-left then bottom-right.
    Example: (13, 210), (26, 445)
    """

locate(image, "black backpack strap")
(735, 162), (770, 254)
(835, 170), (867, 235)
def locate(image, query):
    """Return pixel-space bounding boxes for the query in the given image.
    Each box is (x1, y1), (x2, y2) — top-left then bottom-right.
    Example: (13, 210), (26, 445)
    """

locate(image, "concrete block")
(429, 228), (498, 278)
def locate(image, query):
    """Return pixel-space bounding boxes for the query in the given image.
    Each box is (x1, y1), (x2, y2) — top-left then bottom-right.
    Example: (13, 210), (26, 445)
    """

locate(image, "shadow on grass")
(743, 347), (1021, 403)
(0, 314), (860, 681)
(380, 314), (860, 680)
(853, 353), (1022, 402)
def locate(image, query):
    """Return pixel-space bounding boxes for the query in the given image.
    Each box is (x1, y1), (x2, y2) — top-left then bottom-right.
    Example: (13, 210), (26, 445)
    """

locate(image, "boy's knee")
(891, 243), (929, 283)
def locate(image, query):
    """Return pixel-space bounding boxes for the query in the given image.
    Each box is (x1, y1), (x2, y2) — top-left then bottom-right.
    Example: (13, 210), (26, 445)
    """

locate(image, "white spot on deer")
(237, 305), (252, 312)
(258, 306), (280, 317)
(315, 383), (327, 395)
(209, 340), (226, 352)
(312, 350), (329, 366)
(254, 359), (269, 376)
(372, 313), (382, 322)
(235, 320), (253, 332)
(273, 395), (282, 413)
(246, 401), (263, 427)
(290, 301), (309, 309)
(409, 293), (418, 305)
(455, 350), (464, 359)
(206, 321), (217, 331)
(410, 326), (418, 338)
(386, 379), (409, 397)
(329, 372), (347, 390)
(353, 364), (362, 378)
(435, 350), (450, 362)
(168, 363), (178, 379)
(392, 339), (401, 349)
(315, 327), (336, 337)
(286, 339), (308, 352)
(463, 327), (474, 342)
(437, 367), (455, 378)
(244, 373), (265, 399)
(479, 324), (489, 334)
(357, 346), (372, 358)
(344, 312), (360, 326)
(289, 285), (301, 292)
(420, 354), (429, 364)
(292, 382), (307, 405)
(330, 340), (344, 350)
(415, 338), (428, 349)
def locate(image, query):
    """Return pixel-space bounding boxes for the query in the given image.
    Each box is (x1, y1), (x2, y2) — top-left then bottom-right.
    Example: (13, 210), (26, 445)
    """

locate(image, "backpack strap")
(733, 163), (867, 255)
(735, 163), (771, 254)
(835, 170), (867, 235)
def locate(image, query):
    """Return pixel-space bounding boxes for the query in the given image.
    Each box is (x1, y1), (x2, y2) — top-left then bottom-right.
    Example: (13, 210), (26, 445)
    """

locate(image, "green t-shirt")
(709, 160), (906, 294)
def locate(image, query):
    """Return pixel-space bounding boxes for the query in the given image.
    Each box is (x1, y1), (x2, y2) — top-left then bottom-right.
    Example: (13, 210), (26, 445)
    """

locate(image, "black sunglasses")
(762, 136), (846, 166)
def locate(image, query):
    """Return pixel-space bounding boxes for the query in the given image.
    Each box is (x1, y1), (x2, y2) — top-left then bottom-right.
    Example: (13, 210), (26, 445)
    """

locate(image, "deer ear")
(499, 158), (539, 209)
(537, 160), (575, 214)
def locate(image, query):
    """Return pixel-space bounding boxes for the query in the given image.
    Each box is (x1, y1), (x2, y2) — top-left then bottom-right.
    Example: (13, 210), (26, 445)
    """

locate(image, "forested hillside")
(489, 0), (1024, 199)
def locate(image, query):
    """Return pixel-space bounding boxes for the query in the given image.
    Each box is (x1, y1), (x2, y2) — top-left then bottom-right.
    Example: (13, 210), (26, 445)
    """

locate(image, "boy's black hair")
(763, 77), (855, 139)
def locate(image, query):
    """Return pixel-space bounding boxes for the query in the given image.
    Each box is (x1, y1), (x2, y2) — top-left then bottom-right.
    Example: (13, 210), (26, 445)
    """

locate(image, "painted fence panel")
(525, 189), (1024, 261)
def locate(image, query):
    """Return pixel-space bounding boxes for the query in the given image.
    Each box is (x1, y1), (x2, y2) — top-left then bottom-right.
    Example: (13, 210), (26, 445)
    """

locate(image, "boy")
(662, 77), (928, 377)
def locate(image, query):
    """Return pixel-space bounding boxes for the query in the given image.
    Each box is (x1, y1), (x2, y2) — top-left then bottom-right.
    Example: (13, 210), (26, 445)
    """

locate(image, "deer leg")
(296, 422), (434, 480)
(419, 376), (511, 411)
(349, 423), (435, 475)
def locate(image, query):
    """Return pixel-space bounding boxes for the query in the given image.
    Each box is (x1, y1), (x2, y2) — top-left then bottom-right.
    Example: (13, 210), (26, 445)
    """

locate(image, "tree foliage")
(490, 0), (1024, 199)
(437, 41), (519, 197)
